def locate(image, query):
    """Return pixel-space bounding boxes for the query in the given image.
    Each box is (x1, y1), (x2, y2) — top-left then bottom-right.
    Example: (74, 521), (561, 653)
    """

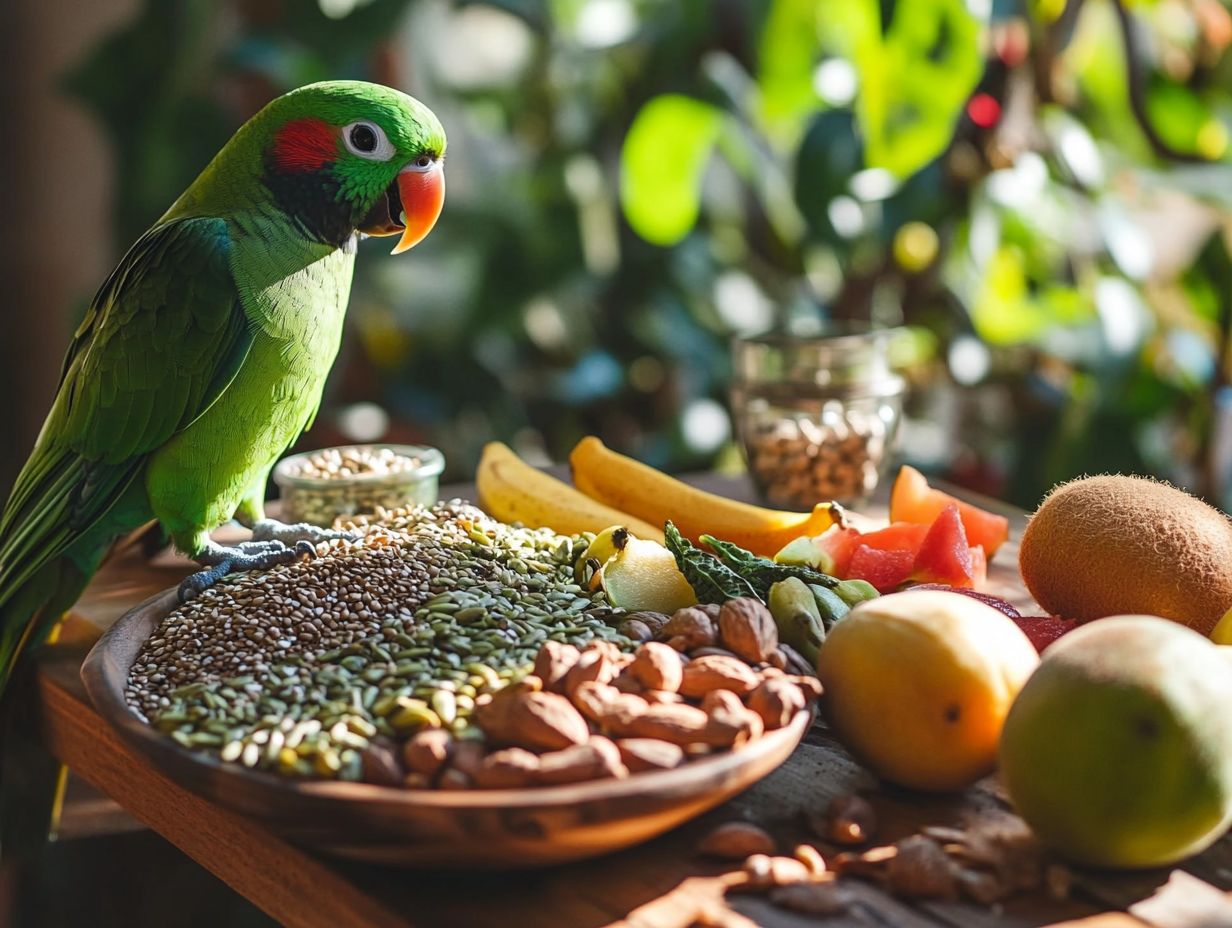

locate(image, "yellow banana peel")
(476, 442), (665, 542)
(569, 436), (839, 557)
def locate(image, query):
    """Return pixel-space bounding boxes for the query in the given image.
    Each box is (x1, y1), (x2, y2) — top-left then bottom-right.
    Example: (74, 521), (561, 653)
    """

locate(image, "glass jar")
(731, 326), (906, 508)
(272, 444), (445, 527)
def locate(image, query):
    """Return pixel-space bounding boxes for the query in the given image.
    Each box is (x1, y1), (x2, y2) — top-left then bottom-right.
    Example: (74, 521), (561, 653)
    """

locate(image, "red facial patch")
(271, 118), (337, 172)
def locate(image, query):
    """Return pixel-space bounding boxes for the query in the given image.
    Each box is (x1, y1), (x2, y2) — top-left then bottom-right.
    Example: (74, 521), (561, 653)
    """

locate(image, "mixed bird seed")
(125, 501), (629, 781)
(287, 445), (423, 481)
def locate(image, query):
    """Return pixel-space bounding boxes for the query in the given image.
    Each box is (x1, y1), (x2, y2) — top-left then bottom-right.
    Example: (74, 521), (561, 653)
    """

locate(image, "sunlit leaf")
(813, 0), (984, 180)
(972, 246), (1041, 344)
(757, 0), (827, 137)
(621, 94), (723, 245)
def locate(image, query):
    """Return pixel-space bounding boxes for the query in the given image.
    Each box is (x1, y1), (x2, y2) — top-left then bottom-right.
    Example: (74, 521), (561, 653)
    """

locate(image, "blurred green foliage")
(67, 0), (1232, 509)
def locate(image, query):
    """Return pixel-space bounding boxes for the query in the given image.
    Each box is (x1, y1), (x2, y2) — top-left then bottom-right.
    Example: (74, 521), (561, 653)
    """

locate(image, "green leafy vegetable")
(700, 533), (839, 598)
(664, 522), (757, 604)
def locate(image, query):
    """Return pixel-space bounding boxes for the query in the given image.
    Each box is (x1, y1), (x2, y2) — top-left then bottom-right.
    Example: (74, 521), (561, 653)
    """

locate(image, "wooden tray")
(81, 588), (811, 869)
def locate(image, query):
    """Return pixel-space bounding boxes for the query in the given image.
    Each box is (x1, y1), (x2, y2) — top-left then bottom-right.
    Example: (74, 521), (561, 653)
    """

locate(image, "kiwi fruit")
(1019, 475), (1232, 636)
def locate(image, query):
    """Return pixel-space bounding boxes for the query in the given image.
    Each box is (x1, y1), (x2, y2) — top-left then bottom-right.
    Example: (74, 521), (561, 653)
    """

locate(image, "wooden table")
(27, 475), (1232, 928)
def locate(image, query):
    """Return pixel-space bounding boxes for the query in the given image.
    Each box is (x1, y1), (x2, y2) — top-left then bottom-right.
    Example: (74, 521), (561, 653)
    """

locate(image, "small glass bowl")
(273, 444), (445, 527)
(731, 326), (906, 508)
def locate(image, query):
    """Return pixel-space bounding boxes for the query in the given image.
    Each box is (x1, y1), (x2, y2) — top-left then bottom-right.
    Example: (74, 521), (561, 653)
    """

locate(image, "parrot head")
(252, 81), (446, 253)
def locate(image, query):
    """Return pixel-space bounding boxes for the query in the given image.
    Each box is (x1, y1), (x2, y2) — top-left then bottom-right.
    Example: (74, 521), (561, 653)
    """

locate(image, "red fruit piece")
(890, 465), (1010, 559)
(817, 526), (862, 576)
(1012, 615), (1078, 654)
(909, 584), (1020, 618)
(847, 545), (915, 593)
(858, 521), (930, 554)
(912, 505), (974, 587)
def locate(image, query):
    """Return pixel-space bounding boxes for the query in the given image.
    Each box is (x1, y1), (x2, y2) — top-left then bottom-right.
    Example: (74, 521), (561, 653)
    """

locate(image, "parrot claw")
(178, 539), (316, 602)
(250, 519), (361, 547)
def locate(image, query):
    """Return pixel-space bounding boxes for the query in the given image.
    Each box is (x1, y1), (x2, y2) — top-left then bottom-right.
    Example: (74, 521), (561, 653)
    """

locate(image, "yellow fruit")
(1019, 474), (1232, 636)
(569, 436), (839, 557)
(1213, 606), (1232, 645)
(1000, 616), (1232, 868)
(575, 525), (631, 587)
(817, 589), (1039, 792)
(599, 535), (698, 613)
(475, 442), (664, 542)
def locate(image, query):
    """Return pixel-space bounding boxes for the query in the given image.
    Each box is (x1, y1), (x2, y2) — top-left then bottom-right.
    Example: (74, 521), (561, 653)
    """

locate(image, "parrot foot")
(178, 539), (316, 603)
(250, 519), (361, 547)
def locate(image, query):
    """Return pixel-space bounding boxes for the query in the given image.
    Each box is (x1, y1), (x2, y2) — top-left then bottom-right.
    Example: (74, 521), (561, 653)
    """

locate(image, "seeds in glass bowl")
(288, 446), (421, 481)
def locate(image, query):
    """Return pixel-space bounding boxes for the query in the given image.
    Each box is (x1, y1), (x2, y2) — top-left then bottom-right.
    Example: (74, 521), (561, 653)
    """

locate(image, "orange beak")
(391, 162), (445, 254)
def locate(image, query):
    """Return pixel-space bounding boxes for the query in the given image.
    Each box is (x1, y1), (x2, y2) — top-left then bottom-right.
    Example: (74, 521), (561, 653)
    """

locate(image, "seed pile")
(288, 446), (422, 481)
(126, 501), (628, 781)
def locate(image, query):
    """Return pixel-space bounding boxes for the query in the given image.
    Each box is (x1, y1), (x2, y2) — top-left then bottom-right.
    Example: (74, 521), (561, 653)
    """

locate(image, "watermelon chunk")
(847, 545), (915, 593)
(858, 521), (929, 554)
(911, 505), (973, 587)
(816, 526), (863, 576)
(889, 465), (1010, 559)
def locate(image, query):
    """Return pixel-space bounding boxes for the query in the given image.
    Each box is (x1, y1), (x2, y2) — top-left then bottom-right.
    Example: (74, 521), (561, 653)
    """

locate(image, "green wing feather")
(0, 217), (252, 634)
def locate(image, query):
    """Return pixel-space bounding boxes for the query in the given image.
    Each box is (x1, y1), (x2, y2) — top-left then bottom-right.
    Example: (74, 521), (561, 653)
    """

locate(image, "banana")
(569, 435), (840, 556)
(475, 442), (664, 542)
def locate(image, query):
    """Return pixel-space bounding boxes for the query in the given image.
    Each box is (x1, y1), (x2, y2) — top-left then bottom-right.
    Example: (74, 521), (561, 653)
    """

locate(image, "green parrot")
(0, 80), (446, 699)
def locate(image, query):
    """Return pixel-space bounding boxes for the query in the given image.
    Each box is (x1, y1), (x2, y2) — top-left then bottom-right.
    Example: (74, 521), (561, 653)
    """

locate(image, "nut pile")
(689, 804), (1071, 920)
(404, 599), (820, 789)
(745, 405), (890, 507)
(276, 445), (439, 526)
(126, 502), (626, 781)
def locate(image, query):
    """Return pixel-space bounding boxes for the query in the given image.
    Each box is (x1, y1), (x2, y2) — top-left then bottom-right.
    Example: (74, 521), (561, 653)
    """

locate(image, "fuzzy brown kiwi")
(1019, 475), (1232, 636)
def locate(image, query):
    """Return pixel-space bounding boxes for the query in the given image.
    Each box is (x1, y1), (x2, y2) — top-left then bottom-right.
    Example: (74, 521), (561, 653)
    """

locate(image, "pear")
(1000, 616), (1232, 868)
(599, 535), (698, 613)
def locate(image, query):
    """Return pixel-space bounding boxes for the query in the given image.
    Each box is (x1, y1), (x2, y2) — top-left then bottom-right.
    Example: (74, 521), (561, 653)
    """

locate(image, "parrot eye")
(342, 121), (395, 162)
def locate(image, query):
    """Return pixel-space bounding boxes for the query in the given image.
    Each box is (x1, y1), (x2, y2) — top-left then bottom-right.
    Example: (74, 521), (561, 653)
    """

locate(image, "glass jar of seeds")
(273, 444), (445, 527)
(730, 326), (906, 508)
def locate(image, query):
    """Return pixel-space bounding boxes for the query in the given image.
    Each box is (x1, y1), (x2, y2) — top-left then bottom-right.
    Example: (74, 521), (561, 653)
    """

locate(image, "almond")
(747, 678), (807, 730)
(571, 680), (621, 723)
(679, 654), (759, 698)
(401, 729), (454, 777)
(562, 648), (615, 698)
(741, 854), (811, 890)
(615, 737), (685, 772)
(718, 597), (779, 663)
(476, 690), (589, 751)
(695, 822), (775, 860)
(661, 607), (716, 650)
(472, 747), (540, 788)
(533, 641), (581, 693)
(622, 702), (709, 745)
(629, 641), (684, 692)
(786, 674), (824, 700)
(699, 689), (763, 748)
(448, 739), (487, 778)
(643, 689), (682, 705)
(534, 737), (628, 785)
